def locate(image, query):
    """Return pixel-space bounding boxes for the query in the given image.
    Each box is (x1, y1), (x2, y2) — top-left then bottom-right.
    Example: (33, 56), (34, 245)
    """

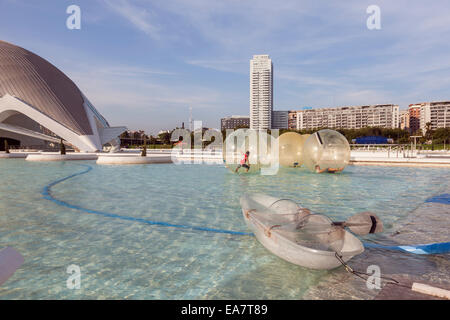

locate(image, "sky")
(1, 0), (450, 134)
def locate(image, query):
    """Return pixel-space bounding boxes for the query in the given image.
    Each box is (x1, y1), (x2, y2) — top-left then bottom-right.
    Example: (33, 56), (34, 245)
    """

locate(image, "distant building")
(288, 110), (297, 129)
(272, 111), (289, 129)
(294, 104), (399, 130)
(408, 104), (421, 134)
(399, 110), (410, 130)
(418, 101), (450, 134)
(221, 115), (250, 130)
(288, 107), (315, 129)
(250, 55), (273, 130)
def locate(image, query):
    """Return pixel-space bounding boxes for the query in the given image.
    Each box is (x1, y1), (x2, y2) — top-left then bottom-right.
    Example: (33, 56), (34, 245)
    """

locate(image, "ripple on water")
(0, 160), (449, 299)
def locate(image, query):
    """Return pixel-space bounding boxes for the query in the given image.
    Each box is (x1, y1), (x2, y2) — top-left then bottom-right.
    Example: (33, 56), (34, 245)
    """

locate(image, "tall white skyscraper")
(250, 55), (273, 130)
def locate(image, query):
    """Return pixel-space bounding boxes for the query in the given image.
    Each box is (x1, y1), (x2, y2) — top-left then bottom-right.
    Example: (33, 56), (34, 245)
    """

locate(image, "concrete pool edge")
(303, 199), (450, 300)
(350, 160), (450, 168)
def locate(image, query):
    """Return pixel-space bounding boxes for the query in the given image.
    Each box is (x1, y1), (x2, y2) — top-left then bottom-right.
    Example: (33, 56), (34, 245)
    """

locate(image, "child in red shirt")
(235, 151), (250, 173)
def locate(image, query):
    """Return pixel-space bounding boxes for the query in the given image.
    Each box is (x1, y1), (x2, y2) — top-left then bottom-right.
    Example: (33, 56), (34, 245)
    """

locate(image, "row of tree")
(424, 127), (450, 145)
(120, 131), (171, 146)
(235, 125), (449, 145)
(120, 128), (213, 147)
(120, 125), (450, 147)
(280, 127), (412, 144)
(281, 126), (449, 145)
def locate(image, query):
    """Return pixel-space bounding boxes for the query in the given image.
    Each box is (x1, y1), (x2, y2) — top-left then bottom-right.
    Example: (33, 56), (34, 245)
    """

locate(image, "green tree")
(432, 128), (450, 145)
(120, 131), (130, 139)
(424, 122), (433, 140)
(234, 124), (250, 129)
(158, 132), (171, 145)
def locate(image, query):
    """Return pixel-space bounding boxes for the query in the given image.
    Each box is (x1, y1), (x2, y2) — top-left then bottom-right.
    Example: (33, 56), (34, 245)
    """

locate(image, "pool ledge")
(0, 152), (28, 158)
(96, 154), (172, 165)
(26, 153), (98, 161)
(350, 159), (450, 168)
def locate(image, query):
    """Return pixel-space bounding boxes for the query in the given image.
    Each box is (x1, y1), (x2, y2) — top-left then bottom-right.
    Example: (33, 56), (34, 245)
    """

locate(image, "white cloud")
(186, 59), (247, 74)
(92, 66), (176, 77)
(64, 62), (238, 132)
(15, 0), (450, 129)
(94, 0), (450, 114)
(103, 0), (160, 39)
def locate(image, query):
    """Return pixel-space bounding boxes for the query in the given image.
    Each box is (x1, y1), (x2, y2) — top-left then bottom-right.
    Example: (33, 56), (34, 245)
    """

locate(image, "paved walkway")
(303, 193), (450, 299)
(350, 151), (450, 167)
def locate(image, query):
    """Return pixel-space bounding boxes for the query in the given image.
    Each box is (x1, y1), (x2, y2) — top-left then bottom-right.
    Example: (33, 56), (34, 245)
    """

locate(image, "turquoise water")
(0, 160), (449, 299)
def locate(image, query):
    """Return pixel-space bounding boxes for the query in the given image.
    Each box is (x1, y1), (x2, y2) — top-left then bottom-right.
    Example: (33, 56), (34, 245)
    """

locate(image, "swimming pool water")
(0, 160), (449, 299)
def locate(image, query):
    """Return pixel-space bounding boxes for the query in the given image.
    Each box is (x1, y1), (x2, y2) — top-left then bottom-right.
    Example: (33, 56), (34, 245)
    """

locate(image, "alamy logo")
(66, 5), (81, 30)
(66, 264), (81, 290)
(366, 265), (381, 290)
(366, 5), (381, 30)
(170, 125), (280, 175)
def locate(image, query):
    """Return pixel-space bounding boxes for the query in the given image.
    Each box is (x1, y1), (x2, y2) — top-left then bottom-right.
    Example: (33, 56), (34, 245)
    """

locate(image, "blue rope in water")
(41, 164), (450, 254)
(42, 164), (252, 236)
(425, 193), (450, 205)
(364, 241), (450, 255)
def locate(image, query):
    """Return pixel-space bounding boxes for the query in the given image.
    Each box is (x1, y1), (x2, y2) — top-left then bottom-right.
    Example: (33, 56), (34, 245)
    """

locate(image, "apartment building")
(250, 55), (273, 130)
(399, 110), (410, 130)
(294, 104), (399, 130)
(288, 111), (297, 129)
(220, 115), (250, 130)
(408, 104), (421, 134)
(418, 101), (450, 133)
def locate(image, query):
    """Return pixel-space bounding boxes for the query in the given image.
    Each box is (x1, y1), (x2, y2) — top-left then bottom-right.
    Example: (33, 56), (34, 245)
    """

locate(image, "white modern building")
(0, 40), (126, 152)
(271, 110), (288, 129)
(250, 55), (273, 130)
(419, 101), (450, 134)
(295, 104), (400, 130)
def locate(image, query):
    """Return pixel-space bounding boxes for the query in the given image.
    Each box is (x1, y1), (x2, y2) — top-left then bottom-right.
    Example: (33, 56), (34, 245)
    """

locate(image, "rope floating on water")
(425, 193), (450, 205)
(42, 164), (449, 253)
(364, 242), (450, 255)
(42, 164), (253, 236)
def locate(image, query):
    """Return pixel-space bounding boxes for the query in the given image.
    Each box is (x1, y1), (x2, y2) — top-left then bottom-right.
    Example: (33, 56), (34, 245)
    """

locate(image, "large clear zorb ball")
(278, 132), (307, 167)
(302, 129), (350, 173)
(223, 129), (274, 174)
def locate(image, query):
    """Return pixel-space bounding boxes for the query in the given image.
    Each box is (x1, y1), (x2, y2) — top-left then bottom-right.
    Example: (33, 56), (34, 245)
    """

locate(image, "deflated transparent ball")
(269, 199), (301, 216)
(302, 129), (350, 173)
(223, 129), (273, 174)
(278, 132), (308, 167)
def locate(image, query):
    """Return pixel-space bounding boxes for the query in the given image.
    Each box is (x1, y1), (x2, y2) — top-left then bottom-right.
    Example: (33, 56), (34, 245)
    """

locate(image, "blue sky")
(1, 0), (450, 134)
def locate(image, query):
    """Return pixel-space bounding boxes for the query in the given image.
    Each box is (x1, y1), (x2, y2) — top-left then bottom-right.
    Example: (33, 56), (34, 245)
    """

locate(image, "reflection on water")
(0, 160), (449, 299)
